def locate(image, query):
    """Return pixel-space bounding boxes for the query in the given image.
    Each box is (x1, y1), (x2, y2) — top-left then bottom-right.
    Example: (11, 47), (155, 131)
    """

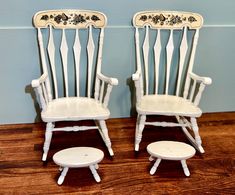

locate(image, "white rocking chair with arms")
(31, 10), (118, 161)
(132, 11), (212, 153)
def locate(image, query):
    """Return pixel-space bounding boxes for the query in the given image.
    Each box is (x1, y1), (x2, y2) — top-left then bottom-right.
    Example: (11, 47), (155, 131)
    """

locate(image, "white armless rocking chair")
(31, 10), (118, 161)
(132, 11), (212, 153)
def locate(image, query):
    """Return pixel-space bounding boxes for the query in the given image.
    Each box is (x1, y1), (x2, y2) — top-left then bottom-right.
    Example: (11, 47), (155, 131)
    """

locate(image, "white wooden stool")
(53, 147), (104, 185)
(147, 141), (196, 176)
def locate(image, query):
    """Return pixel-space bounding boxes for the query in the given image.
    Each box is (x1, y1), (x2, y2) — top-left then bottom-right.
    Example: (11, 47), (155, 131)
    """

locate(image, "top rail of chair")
(33, 9), (107, 29)
(133, 11), (203, 29)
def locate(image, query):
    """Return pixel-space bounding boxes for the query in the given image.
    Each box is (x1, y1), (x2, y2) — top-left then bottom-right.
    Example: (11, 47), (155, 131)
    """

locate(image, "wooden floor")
(0, 112), (235, 194)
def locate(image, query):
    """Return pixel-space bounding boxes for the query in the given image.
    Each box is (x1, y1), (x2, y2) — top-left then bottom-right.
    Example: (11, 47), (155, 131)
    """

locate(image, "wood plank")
(0, 112), (235, 194)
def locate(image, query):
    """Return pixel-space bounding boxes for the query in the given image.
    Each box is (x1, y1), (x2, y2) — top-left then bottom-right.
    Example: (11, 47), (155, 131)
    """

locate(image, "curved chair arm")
(97, 73), (118, 86)
(132, 71), (143, 104)
(31, 73), (48, 88)
(31, 73), (50, 111)
(95, 72), (118, 108)
(189, 72), (212, 85)
(132, 70), (141, 81)
(184, 71), (212, 106)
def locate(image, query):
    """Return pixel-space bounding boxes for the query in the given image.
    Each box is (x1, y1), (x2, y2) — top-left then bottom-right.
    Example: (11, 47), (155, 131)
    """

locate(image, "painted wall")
(0, 0), (235, 124)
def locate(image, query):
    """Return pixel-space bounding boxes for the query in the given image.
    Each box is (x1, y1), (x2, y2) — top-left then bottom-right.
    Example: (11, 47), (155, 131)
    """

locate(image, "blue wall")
(0, 0), (235, 124)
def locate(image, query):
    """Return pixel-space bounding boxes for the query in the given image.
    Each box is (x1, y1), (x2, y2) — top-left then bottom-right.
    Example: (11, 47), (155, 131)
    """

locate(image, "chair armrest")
(132, 71), (141, 81)
(95, 72), (118, 107)
(31, 73), (49, 111)
(97, 72), (118, 86)
(132, 71), (142, 103)
(185, 72), (212, 106)
(189, 72), (212, 85)
(31, 73), (48, 88)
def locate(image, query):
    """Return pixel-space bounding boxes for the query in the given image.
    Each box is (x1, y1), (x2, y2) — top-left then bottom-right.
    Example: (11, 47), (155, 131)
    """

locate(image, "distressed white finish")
(53, 147), (104, 185)
(132, 11), (212, 153)
(32, 10), (118, 161)
(147, 141), (196, 176)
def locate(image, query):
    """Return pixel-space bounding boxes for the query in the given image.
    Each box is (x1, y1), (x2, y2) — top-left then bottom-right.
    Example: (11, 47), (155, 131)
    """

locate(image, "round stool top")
(147, 141), (196, 160)
(53, 147), (104, 168)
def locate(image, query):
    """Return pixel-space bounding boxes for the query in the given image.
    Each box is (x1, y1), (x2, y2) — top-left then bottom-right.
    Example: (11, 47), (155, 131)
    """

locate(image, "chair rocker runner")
(31, 10), (118, 161)
(132, 11), (212, 153)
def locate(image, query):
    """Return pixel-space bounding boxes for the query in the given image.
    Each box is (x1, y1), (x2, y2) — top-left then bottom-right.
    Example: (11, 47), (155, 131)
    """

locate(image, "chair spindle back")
(34, 10), (107, 99)
(133, 11), (203, 99)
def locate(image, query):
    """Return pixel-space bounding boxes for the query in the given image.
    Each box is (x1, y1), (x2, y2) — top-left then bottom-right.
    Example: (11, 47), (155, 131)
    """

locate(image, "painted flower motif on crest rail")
(139, 13), (197, 26)
(40, 13), (101, 26)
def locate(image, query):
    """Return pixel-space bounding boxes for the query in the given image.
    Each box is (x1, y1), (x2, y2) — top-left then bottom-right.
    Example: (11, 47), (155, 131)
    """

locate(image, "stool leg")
(149, 156), (155, 161)
(58, 167), (69, 185)
(150, 158), (161, 175)
(181, 160), (190, 176)
(89, 165), (101, 183)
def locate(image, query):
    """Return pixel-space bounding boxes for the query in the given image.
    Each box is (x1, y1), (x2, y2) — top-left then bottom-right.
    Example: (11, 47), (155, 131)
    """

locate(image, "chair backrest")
(33, 10), (107, 100)
(133, 11), (203, 97)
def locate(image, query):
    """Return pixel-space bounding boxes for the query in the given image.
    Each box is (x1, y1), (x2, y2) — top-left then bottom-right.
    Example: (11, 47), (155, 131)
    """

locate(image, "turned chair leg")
(98, 120), (114, 156)
(42, 122), (54, 161)
(89, 165), (101, 182)
(191, 117), (204, 153)
(135, 115), (146, 151)
(57, 167), (69, 185)
(134, 114), (140, 150)
(150, 158), (162, 175)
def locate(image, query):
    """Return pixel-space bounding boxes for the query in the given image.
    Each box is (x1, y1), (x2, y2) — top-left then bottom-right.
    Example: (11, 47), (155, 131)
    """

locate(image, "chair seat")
(41, 97), (110, 122)
(136, 95), (202, 117)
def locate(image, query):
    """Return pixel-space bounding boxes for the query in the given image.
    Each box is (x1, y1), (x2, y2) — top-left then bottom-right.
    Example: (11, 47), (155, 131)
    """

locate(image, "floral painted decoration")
(40, 13), (101, 26)
(139, 13), (197, 26)
(134, 11), (203, 29)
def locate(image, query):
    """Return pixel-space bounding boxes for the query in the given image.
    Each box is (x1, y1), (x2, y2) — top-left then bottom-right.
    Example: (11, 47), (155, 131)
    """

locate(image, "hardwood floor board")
(0, 127), (33, 135)
(198, 112), (235, 121)
(0, 124), (34, 131)
(0, 113), (235, 194)
(0, 152), (43, 162)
